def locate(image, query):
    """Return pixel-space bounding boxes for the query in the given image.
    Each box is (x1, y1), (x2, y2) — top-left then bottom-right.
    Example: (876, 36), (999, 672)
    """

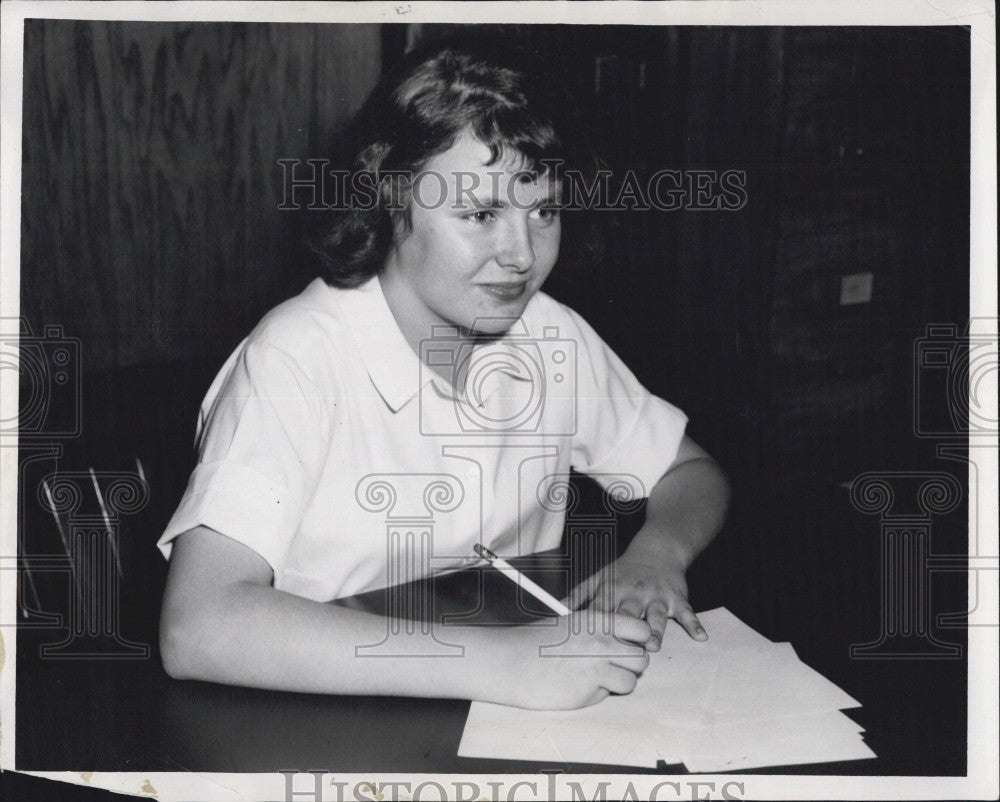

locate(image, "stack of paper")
(458, 607), (875, 771)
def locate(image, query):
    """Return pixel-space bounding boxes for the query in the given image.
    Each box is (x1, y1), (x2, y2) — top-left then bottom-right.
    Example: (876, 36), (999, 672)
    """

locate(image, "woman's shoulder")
(523, 289), (574, 324)
(246, 278), (357, 356)
(522, 290), (599, 342)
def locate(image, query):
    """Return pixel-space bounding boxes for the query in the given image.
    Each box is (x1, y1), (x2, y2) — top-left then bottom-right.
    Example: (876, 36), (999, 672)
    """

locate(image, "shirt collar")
(327, 276), (536, 413)
(322, 276), (422, 412)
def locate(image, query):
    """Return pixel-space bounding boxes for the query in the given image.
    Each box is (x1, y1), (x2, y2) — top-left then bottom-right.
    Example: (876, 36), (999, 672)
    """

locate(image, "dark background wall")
(15, 18), (384, 667)
(394, 24), (970, 491)
(20, 21), (381, 371)
(15, 19), (970, 665)
(19, 22), (969, 485)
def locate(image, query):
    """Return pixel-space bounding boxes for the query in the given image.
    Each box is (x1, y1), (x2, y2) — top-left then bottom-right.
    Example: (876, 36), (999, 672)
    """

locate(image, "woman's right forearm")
(160, 579), (505, 700)
(159, 527), (653, 709)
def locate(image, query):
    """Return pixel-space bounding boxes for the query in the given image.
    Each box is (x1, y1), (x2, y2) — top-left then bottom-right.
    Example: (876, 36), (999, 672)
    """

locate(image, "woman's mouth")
(479, 283), (527, 301)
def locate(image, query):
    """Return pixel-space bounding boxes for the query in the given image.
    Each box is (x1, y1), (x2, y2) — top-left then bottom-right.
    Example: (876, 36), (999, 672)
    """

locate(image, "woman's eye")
(531, 206), (561, 224)
(466, 210), (496, 224)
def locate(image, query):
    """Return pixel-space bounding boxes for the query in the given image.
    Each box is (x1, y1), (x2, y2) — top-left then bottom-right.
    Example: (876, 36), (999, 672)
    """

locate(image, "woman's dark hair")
(312, 37), (599, 287)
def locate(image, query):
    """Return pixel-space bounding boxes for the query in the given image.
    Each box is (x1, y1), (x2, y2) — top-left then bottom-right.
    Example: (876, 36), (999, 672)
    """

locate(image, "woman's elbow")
(159, 605), (199, 680)
(715, 461), (733, 509)
(159, 598), (228, 681)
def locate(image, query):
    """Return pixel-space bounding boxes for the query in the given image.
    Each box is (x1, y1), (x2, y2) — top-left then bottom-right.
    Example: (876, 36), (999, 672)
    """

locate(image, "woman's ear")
(382, 176), (414, 246)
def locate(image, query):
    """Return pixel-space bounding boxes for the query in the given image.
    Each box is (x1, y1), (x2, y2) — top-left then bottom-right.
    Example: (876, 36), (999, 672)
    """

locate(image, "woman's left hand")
(562, 541), (707, 651)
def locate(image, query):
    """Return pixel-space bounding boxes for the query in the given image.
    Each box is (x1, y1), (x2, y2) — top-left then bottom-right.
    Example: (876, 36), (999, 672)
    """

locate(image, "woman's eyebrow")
(456, 189), (562, 211)
(461, 196), (507, 210)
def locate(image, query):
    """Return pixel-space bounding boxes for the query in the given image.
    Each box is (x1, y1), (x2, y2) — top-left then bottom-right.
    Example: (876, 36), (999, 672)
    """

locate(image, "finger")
(582, 687), (610, 708)
(609, 647), (650, 676)
(675, 605), (708, 641)
(610, 612), (652, 646)
(601, 664), (641, 696)
(644, 601), (671, 651)
(616, 597), (644, 620)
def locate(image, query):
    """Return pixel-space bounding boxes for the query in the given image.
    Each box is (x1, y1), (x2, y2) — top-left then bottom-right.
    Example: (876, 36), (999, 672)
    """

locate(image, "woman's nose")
(497, 221), (535, 272)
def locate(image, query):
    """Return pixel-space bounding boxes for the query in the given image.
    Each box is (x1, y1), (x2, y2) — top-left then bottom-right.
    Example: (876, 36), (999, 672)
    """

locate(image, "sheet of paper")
(459, 704), (661, 767)
(675, 607), (777, 653)
(460, 612), (727, 766)
(681, 710), (876, 772)
(701, 641), (861, 725)
(458, 607), (875, 771)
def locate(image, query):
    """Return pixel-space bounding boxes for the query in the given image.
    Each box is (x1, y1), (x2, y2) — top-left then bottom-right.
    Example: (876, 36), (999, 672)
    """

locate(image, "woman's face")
(380, 132), (561, 347)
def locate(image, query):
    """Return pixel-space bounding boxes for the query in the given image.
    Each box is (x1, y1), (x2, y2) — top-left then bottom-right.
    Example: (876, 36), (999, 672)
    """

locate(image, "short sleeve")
(157, 337), (332, 572)
(563, 305), (688, 496)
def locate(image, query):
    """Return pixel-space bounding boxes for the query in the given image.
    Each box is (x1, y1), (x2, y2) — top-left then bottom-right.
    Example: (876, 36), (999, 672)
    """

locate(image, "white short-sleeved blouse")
(157, 276), (688, 601)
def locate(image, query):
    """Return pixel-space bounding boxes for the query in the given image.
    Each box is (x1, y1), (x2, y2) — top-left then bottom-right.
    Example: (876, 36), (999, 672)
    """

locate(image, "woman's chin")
(467, 316), (522, 338)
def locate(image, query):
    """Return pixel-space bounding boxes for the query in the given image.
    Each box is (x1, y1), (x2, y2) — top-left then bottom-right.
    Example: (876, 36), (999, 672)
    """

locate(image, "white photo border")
(1, 2), (996, 800)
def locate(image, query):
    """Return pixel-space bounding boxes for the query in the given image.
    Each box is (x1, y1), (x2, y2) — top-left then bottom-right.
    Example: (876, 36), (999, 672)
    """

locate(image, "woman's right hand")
(485, 611), (651, 710)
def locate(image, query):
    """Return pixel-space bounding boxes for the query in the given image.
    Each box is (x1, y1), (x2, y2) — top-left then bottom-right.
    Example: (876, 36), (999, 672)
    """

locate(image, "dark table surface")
(15, 482), (970, 777)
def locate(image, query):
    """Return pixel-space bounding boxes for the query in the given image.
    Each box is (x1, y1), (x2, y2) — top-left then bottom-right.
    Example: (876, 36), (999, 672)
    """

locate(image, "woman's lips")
(478, 283), (527, 301)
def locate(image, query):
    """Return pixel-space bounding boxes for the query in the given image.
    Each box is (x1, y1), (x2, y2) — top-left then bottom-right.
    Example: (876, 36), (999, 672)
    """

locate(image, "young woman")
(157, 42), (730, 711)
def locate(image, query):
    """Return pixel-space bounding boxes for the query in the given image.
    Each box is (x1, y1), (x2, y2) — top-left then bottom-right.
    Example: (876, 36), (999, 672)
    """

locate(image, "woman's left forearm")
(627, 437), (731, 570)
(564, 435), (730, 644)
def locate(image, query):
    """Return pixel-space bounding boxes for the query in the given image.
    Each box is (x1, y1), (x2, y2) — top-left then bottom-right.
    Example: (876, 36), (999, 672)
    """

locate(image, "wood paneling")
(763, 27), (969, 485)
(20, 21), (381, 372)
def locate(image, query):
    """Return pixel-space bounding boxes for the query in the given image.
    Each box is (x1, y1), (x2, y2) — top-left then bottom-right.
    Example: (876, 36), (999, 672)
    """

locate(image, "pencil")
(473, 543), (572, 616)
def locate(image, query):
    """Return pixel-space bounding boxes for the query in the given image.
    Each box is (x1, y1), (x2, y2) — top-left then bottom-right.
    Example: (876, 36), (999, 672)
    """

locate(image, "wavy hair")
(312, 38), (600, 287)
